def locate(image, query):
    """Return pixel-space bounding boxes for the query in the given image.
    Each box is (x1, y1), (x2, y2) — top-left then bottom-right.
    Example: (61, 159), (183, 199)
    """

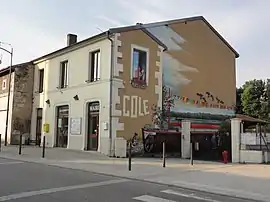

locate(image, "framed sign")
(70, 117), (82, 135)
(89, 102), (100, 112)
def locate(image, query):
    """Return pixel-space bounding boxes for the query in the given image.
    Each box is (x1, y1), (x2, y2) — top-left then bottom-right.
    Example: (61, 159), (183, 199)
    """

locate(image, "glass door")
(87, 115), (99, 151)
(56, 105), (69, 148)
(36, 108), (43, 146)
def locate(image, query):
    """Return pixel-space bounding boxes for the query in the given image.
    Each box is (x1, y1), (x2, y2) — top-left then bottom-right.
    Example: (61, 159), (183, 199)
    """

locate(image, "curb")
(0, 154), (267, 202)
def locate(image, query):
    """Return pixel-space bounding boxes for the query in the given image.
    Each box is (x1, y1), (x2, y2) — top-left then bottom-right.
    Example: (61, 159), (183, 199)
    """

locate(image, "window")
(60, 61), (68, 88)
(38, 69), (44, 93)
(131, 47), (148, 88)
(2, 79), (6, 90)
(89, 50), (100, 82)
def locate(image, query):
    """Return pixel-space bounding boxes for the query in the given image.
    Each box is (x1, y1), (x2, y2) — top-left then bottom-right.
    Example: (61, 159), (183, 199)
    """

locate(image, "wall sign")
(89, 102), (100, 112)
(122, 95), (149, 118)
(43, 123), (49, 133)
(70, 117), (82, 135)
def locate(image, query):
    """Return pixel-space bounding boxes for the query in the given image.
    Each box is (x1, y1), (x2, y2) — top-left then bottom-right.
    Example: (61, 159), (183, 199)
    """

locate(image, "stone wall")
(11, 63), (34, 144)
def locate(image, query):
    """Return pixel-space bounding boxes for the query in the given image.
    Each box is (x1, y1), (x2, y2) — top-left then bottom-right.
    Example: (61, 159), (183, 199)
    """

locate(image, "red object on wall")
(171, 122), (219, 129)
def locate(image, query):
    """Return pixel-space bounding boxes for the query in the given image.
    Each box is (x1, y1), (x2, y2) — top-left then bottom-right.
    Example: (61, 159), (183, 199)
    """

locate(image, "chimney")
(67, 34), (77, 46)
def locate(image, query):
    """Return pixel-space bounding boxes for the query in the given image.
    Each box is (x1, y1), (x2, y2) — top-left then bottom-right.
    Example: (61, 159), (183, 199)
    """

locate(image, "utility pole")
(0, 42), (13, 146)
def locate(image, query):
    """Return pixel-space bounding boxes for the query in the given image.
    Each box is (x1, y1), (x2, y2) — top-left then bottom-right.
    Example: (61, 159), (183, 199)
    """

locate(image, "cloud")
(95, 16), (124, 27)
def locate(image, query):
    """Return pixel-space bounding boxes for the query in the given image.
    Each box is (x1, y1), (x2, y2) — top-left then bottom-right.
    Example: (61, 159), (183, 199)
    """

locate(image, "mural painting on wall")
(131, 47), (147, 89)
(141, 24), (235, 122)
(128, 132), (144, 156)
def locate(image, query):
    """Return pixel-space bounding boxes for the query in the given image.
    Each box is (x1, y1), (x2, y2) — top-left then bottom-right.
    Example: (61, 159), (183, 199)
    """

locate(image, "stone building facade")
(0, 62), (34, 144)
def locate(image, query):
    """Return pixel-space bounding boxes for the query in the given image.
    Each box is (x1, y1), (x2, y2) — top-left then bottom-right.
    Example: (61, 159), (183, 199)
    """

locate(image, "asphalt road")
(0, 158), (256, 202)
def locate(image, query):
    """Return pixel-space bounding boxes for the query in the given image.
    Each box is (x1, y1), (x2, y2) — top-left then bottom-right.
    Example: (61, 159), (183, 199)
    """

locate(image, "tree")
(235, 87), (244, 114)
(151, 86), (175, 129)
(263, 79), (270, 120)
(241, 79), (268, 119)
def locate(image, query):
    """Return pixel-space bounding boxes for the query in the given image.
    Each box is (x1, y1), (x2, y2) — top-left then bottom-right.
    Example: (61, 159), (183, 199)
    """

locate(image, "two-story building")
(0, 62), (34, 144)
(30, 16), (239, 156)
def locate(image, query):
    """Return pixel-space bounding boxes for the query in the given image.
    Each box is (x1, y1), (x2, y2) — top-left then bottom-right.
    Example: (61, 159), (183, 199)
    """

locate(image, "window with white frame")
(89, 50), (100, 82)
(131, 45), (149, 87)
(38, 69), (44, 93)
(60, 61), (68, 88)
(2, 79), (6, 90)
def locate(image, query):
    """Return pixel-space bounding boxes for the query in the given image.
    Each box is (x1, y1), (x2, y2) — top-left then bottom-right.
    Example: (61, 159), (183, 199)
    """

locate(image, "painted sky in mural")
(144, 24), (234, 116)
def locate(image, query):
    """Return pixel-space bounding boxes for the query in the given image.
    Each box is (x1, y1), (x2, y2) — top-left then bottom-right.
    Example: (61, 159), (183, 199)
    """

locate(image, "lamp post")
(0, 42), (13, 146)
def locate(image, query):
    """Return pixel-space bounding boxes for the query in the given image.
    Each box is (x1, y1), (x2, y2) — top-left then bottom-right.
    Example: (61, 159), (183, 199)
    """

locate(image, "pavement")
(0, 146), (269, 201)
(0, 158), (256, 201)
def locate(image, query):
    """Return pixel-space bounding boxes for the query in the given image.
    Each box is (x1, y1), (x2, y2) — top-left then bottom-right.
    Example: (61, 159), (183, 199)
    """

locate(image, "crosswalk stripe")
(0, 162), (23, 165)
(161, 189), (221, 202)
(133, 195), (176, 202)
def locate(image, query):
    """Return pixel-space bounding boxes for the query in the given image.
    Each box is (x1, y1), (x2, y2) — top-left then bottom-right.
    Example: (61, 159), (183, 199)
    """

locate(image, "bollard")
(190, 142), (193, 165)
(19, 134), (22, 155)
(128, 141), (132, 171)
(162, 141), (166, 168)
(42, 136), (46, 158)
(0, 133), (2, 152)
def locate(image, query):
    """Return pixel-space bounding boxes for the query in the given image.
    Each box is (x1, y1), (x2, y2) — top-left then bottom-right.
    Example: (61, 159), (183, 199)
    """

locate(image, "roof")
(235, 114), (269, 124)
(0, 61), (33, 77)
(32, 15), (239, 63)
(32, 32), (109, 63)
(110, 16), (239, 58)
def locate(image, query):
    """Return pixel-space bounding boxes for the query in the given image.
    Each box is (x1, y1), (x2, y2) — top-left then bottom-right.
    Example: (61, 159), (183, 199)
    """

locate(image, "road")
(0, 158), (256, 202)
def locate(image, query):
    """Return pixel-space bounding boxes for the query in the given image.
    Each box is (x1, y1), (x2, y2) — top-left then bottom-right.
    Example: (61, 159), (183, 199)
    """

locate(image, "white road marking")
(0, 161), (23, 165)
(0, 179), (129, 201)
(133, 195), (176, 202)
(161, 189), (222, 202)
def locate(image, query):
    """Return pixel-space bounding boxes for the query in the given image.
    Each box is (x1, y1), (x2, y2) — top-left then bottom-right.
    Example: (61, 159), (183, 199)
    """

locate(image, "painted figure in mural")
(132, 49), (147, 84)
(131, 132), (139, 147)
(134, 66), (145, 81)
(139, 66), (146, 81)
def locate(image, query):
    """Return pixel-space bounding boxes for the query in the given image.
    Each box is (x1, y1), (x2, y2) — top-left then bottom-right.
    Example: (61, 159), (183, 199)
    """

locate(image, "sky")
(0, 0), (269, 87)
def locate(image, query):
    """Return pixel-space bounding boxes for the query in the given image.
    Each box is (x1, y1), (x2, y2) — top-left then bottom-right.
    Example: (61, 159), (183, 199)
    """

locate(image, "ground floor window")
(56, 105), (69, 148)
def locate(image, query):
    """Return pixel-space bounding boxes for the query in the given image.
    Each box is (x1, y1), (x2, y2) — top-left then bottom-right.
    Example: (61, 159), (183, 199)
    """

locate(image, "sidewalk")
(0, 146), (269, 202)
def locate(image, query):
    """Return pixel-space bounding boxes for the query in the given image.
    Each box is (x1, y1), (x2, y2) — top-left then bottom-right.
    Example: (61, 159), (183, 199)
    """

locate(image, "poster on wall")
(70, 118), (82, 135)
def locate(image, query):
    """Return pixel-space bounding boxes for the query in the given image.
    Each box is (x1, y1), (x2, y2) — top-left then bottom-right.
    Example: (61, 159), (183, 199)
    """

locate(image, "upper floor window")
(2, 79), (6, 90)
(89, 50), (100, 82)
(60, 61), (68, 88)
(131, 45), (149, 88)
(38, 69), (44, 93)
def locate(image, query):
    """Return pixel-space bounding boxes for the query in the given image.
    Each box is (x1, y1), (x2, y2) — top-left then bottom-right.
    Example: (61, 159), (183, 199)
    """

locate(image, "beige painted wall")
(113, 19), (237, 140)
(168, 20), (236, 107)
(115, 30), (161, 140)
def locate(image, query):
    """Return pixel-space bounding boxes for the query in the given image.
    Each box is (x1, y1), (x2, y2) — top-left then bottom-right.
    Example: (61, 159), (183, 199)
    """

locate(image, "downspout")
(107, 31), (114, 157)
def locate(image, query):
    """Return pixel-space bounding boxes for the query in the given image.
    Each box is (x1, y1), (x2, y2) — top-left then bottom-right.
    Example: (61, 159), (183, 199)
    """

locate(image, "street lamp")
(0, 42), (13, 146)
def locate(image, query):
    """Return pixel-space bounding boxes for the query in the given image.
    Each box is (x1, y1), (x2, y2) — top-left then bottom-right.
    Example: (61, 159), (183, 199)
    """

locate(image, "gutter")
(107, 30), (114, 157)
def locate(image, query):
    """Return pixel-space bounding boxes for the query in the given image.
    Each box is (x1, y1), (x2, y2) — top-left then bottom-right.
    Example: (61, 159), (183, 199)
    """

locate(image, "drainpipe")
(107, 31), (114, 157)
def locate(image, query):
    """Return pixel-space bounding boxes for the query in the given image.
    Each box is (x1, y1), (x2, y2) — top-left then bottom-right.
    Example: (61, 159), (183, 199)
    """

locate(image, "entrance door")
(87, 102), (100, 151)
(36, 108), (43, 146)
(56, 105), (69, 148)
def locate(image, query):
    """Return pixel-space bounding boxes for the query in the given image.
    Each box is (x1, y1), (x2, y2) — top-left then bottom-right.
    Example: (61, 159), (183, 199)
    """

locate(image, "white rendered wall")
(181, 120), (191, 158)
(31, 38), (112, 155)
(240, 150), (264, 163)
(231, 118), (241, 163)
